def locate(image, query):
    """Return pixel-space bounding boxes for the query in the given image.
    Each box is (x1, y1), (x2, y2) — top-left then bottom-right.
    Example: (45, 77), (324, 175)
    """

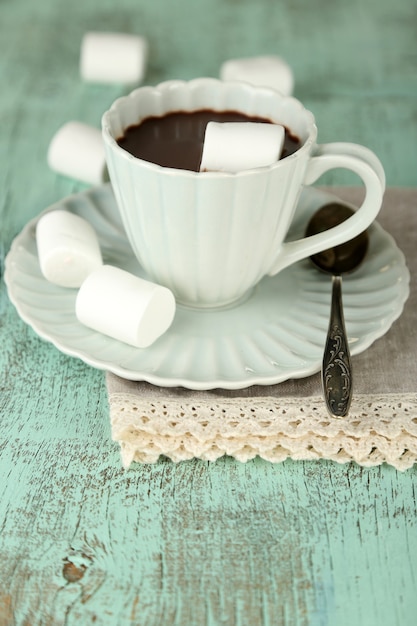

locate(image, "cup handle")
(268, 143), (385, 276)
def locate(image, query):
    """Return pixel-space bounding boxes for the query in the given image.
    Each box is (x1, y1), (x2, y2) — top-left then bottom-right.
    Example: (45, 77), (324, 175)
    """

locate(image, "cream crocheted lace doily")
(109, 392), (417, 470)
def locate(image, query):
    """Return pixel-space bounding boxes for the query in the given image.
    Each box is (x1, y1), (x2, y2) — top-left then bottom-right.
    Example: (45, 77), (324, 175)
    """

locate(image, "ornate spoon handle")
(322, 275), (353, 418)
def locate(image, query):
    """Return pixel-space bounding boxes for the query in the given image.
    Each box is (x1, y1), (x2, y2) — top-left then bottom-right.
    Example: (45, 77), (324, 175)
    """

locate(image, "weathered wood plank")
(0, 430), (416, 625)
(1, 0), (417, 623)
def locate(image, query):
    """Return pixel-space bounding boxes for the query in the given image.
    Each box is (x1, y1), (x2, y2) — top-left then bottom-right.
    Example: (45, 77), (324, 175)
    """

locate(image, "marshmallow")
(200, 122), (285, 173)
(220, 55), (294, 97)
(80, 32), (148, 84)
(36, 210), (103, 288)
(75, 266), (176, 349)
(47, 121), (107, 185)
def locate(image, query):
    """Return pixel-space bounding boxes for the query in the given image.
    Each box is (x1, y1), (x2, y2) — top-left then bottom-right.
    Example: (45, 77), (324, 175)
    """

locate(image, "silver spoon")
(306, 203), (369, 418)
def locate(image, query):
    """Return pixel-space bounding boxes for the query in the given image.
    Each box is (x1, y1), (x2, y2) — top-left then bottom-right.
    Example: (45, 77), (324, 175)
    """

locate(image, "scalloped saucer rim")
(4, 184), (410, 390)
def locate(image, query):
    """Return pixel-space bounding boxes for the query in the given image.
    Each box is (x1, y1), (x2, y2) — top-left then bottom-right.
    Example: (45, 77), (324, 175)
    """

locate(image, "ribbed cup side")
(102, 78), (316, 308)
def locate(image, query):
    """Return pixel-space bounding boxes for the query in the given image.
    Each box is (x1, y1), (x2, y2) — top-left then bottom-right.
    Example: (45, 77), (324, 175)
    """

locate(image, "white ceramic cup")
(102, 78), (385, 308)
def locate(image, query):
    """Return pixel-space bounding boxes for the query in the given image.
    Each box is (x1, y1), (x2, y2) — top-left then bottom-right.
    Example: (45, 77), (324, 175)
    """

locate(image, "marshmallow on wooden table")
(200, 121), (285, 173)
(36, 210), (103, 288)
(220, 55), (294, 97)
(76, 266), (176, 349)
(80, 32), (148, 84)
(47, 121), (106, 185)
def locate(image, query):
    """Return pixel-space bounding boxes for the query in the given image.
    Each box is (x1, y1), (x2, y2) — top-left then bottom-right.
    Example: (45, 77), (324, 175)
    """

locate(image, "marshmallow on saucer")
(36, 210), (103, 288)
(76, 265), (176, 349)
(220, 55), (294, 97)
(200, 121), (285, 173)
(80, 31), (148, 85)
(47, 121), (107, 185)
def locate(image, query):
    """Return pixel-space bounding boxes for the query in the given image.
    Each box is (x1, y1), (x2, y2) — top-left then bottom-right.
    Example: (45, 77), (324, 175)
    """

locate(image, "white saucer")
(5, 184), (409, 390)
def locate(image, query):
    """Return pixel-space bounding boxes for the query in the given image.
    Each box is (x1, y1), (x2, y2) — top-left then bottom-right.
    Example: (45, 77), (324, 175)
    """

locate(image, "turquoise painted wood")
(0, 0), (416, 624)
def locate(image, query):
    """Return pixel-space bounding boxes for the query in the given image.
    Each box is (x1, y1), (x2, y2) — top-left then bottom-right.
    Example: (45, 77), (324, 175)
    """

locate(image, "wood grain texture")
(1, 0), (416, 624)
(0, 442), (416, 625)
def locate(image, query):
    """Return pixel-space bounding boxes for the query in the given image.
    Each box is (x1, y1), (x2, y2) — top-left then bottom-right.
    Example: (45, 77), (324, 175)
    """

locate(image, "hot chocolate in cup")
(102, 78), (385, 309)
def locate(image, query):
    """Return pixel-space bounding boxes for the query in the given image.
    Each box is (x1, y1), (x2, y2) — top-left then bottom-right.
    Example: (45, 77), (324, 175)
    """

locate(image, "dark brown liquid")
(117, 109), (301, 171)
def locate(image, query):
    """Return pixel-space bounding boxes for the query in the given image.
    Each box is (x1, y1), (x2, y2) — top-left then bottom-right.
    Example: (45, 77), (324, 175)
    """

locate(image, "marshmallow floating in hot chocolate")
(47, 121), (107, 185)
(220, 55), (294, 97)
(199, 121), (285, 173)
(80, 31), (148, 84)
(76, 266), (176, 348)
(36, 210), (103, 288)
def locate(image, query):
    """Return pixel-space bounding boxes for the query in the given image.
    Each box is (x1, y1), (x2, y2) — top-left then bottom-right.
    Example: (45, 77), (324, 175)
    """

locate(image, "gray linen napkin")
(107, 188), (417, 469)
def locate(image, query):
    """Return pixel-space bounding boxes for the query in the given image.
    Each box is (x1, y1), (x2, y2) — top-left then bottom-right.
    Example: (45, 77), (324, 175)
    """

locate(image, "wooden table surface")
(1, 0), (416, 624)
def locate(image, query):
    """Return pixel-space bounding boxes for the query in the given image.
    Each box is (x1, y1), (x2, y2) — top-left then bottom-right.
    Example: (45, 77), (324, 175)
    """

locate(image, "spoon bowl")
(306, 203), (369, 274)
(306, 202), (370, 417)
